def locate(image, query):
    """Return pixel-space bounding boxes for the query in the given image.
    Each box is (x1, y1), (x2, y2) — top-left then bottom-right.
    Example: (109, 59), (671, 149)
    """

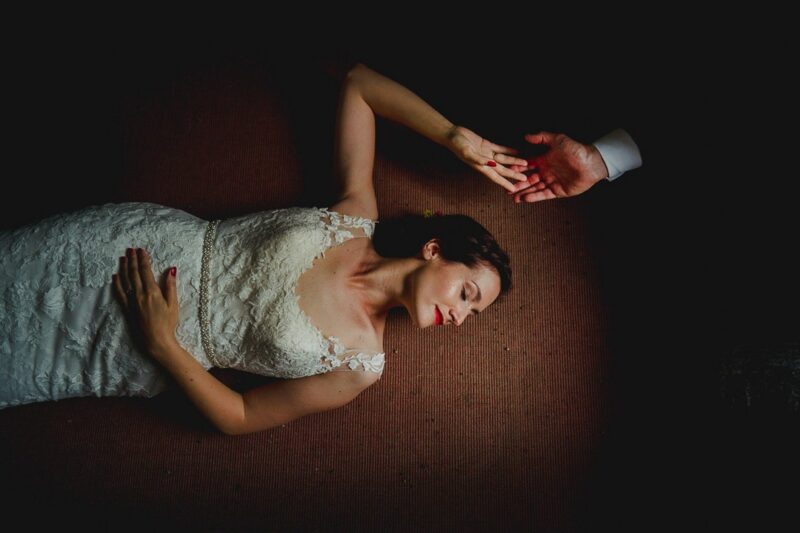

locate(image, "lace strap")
(318, 208), (377, 246)
(321, 350), (386, 374)
(318, 335), (385, 374)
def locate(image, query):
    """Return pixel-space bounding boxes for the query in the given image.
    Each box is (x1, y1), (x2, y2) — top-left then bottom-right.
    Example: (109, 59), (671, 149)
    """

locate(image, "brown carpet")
(0, 52), (611, 531)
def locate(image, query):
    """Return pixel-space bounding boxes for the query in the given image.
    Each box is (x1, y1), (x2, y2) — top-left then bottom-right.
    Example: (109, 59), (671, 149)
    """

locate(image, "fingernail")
(486, 161), (497, 167)
(112, 274), (117, 281)
(126, 248), (133, 254)
(170, 267), (176, 277)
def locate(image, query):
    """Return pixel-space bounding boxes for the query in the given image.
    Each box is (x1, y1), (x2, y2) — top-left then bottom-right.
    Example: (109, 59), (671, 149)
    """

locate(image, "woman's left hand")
(112, 248), (179, 361)
(446, 125), (530, 192)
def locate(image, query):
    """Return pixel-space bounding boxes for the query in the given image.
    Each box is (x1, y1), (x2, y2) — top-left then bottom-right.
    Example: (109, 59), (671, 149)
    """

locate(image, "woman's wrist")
(149, 335), (181, 362)
(442, 124), (462, 151)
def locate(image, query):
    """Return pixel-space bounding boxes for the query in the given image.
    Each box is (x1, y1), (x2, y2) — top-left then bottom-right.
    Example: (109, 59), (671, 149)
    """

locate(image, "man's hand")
(509, 131), (609, 203)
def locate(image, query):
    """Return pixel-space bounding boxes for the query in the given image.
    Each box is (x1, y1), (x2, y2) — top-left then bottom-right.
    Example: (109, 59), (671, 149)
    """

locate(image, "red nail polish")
(170, 267), (177, 277)
(487, 161), (497, 167)
(126, 248), (133, 254)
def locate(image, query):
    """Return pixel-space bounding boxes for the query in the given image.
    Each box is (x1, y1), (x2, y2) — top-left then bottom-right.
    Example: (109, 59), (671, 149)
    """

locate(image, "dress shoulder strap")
(318, 337), (385, 375)
(318, 208), (377, 246)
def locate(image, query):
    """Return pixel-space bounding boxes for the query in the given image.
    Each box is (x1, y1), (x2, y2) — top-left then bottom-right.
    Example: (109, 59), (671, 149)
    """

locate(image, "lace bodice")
(202, 207), (386, 378)
(0, 202), (384, 410)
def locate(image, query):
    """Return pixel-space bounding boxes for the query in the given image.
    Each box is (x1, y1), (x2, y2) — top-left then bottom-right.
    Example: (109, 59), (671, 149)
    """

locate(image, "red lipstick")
(434, 306), (443, 326)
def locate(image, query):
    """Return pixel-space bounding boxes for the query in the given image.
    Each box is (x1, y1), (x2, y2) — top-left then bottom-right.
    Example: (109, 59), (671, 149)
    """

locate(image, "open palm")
(509, 132), (608, 203)
(447, 126), (528, 192)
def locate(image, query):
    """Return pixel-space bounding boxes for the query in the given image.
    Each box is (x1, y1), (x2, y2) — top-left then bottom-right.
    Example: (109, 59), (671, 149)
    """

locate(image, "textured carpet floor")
(2, 47), (625, 532)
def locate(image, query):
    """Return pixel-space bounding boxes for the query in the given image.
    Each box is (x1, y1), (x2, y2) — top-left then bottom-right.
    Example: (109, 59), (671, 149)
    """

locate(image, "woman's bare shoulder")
(327, 196), (378, 222)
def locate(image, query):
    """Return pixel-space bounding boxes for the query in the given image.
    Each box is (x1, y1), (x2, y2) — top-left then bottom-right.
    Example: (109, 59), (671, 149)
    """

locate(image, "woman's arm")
(236, 369), (378, 436)
(153, 339), (381, 436)
(112, 248), (375, 436)
(152, 340), (245, 435)
(329, 63), (529, 220)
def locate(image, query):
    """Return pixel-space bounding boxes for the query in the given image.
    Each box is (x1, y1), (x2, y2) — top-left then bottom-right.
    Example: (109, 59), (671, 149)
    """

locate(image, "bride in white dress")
(0, 63), (525, 434)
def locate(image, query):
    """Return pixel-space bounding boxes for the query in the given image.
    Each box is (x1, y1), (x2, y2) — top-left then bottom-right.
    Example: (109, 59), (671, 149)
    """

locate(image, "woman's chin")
(418, 317), (435, 329)
(410, 313), (429, 329)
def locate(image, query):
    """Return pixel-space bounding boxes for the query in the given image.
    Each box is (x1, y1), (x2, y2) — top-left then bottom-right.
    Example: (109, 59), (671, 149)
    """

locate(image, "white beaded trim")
(199, 219), (221, 367)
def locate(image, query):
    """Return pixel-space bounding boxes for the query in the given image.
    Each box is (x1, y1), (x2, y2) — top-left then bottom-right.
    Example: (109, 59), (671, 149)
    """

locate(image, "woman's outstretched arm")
(329, 63), (529, 220)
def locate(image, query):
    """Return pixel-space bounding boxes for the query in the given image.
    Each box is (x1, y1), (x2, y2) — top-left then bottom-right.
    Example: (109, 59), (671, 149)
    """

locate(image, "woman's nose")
(450, 309), (464, 326)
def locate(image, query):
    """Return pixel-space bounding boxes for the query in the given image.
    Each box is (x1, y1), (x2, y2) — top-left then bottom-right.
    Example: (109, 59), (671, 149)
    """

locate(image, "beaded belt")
(199, 219), (221, 367)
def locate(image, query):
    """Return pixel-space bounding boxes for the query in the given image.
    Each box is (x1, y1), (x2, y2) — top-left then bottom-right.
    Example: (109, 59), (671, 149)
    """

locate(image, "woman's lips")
(434, 306), (443, 326)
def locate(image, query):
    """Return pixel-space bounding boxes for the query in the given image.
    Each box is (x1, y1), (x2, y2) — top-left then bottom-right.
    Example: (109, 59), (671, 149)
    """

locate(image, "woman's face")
(408, 239), (502, 329)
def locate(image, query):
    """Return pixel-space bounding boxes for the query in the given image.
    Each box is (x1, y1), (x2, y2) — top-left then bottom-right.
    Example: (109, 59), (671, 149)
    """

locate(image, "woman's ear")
(422, 239), (441, 260)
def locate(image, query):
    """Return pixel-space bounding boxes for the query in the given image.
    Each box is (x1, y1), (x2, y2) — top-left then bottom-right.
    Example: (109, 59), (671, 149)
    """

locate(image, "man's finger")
(507, 174), (542, 195)
(519, 189), (557, 203)
(517, 179), (548, 196)
(507, 181), (532, 195)
(512, 181), (547, 201)
(507, 180), (535, 195)
(524, 131), (556, 146)
(525, 172), (542, 186)
(525, 156), (544, 169)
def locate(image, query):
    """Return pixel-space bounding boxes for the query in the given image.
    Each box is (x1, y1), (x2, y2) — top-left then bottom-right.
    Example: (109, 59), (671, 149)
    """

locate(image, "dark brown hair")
(372, 213), (511, 295)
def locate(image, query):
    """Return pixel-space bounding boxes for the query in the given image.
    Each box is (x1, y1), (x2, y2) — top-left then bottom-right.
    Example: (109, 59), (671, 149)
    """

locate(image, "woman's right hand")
(112, 247), (180, 361)
(446, 125), (530, 192)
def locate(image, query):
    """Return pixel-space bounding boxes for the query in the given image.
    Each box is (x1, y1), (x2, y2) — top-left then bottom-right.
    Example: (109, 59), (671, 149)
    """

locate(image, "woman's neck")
(347, 247), (418, 320)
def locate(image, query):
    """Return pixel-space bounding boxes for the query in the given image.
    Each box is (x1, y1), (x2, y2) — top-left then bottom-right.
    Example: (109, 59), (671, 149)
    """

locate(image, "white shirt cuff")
(592, 129), (642, 182)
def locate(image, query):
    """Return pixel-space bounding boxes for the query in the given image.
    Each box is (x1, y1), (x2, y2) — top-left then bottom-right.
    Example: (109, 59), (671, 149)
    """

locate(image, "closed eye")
(463, 286), (479, 315)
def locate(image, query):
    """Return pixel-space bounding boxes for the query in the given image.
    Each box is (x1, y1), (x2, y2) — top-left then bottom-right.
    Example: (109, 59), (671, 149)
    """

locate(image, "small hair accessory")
(422, 209), (444, 218)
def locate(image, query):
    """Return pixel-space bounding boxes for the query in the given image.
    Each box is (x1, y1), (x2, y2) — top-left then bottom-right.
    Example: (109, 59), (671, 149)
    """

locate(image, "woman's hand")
(446, 125), (530, 192)
(112, 248), (179, 361)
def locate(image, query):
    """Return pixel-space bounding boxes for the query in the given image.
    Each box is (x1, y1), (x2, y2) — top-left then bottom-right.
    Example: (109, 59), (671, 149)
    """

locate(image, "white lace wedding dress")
(0, 202), (385, 409)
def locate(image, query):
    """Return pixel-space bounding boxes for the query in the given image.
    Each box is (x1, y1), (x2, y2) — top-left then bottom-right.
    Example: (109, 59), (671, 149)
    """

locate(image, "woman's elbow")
(345, 63), (375, 88)
(220, 421), (279, 437)
(346, 62), (365, 78)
